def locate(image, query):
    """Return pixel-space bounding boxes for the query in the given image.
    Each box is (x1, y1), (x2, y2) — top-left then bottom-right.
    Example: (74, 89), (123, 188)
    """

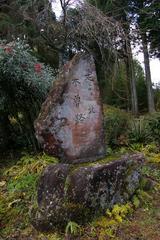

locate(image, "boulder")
(32, 154), (144, 230)
(34, 53), (105, 164)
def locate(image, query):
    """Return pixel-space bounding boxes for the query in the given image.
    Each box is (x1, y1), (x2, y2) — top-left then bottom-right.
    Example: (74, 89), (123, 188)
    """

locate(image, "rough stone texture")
(34, 53), (105, 164)
(37, 164), (70, 207)
(32, 154), (144, 230)
(32, 164), (70, 231)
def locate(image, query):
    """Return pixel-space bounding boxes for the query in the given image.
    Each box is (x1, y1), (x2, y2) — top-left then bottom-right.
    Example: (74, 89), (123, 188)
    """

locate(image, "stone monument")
(32, 53), (144, 231)
(35, 53), (105, 163)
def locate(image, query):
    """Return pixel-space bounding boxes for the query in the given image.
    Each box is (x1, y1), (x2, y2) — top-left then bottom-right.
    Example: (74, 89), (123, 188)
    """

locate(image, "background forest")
(0, 0), (160, 239)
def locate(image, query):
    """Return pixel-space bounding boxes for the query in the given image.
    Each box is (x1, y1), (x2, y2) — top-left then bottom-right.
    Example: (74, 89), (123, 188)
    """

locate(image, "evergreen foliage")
(0, 40), (55, 152)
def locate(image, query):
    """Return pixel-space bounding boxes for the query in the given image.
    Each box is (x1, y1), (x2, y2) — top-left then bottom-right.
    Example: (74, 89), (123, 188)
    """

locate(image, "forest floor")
(0, 147), (160, 240)
(114, 185), (160, 240)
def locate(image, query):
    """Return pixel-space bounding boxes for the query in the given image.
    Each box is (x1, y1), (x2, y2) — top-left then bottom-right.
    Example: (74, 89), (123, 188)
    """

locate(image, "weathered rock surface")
(34, 53), (105, 164)
(32, 154), (144, 230)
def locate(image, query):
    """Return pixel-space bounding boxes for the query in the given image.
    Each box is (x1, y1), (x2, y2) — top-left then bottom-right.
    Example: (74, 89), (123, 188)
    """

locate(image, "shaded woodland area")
(0, 0), (160, 239)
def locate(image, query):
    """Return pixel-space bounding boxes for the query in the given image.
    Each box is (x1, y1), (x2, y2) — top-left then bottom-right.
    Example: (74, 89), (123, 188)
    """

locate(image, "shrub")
(128, 117), (151, 144)
(0, 39), (55, 152)
(147, 112), (160, 146)
(103, 106), (160, 148)
(103, 105), (130, 147)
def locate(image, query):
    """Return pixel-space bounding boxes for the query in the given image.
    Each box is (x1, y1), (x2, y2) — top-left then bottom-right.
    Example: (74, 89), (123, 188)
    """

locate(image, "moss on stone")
(68, 154), (121, 174)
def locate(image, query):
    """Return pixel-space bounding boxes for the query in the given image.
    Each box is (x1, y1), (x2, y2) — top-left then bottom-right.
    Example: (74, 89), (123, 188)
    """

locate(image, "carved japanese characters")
(34, 53), (105, 163)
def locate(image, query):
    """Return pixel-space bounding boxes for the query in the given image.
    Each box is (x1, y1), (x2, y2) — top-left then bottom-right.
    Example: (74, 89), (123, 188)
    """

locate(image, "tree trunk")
(125, 40), (138, 115)
(0, 113), (12, 152)
(59, 51), (65, 68)
(141, 32), (155, 113)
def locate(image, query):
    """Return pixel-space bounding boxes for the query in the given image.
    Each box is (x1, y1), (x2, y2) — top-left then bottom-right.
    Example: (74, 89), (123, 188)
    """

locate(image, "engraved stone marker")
(34, 53), (105, 163)
(32, 55), (144, 231)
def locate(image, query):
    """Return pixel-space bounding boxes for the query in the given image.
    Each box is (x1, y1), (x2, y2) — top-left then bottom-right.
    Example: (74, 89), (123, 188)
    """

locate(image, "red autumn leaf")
(34, 63), (42, 73)
(5, 47), (12, 54)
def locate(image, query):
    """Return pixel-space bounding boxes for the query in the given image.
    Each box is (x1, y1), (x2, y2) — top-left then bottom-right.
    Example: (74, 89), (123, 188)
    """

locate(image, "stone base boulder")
(32, 154), (144, 231)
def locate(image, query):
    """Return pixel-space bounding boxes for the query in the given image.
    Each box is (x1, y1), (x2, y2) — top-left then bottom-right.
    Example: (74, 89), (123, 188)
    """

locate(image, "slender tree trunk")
(141, 32), (155, 113)
(59, 48), (69, 68)
(124, 61), (130, 112)
(125, 40), (138, 115)
(0, 113), (12, 152)
(59, 52), (63, 68)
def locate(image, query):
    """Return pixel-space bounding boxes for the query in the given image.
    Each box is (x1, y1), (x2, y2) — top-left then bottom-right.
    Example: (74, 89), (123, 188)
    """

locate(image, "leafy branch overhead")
(36, 1), (125, 63)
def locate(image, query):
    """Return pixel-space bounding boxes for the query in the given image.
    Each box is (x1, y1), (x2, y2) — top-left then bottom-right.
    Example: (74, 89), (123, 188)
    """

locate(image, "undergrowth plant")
(91, 203), (133, 239)
(128, 117), (151, 144)
(0, 153), (58, 238)
(147, 112), (160, 145)
(65, 221), (82, 236)
(103, 106), (130, 147)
